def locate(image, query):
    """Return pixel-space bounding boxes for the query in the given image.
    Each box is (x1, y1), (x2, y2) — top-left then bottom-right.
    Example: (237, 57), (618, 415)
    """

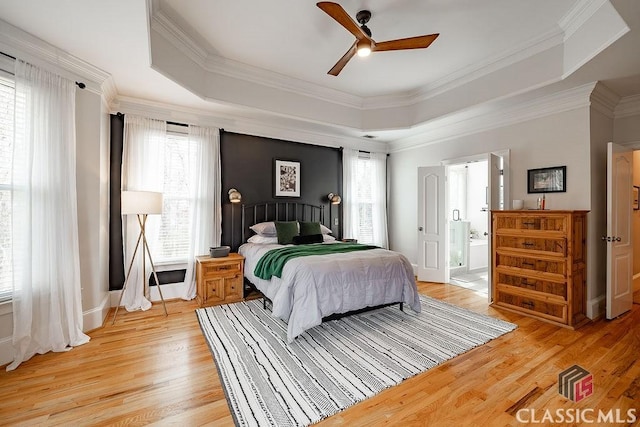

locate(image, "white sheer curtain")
(342, 148), (359, 242)
(369, 152), (389, 248)
(121, 115), (166, 311)
(8, 60), (89, 371)
(182, 125), (221, 300)
(342, 148), (389, 248)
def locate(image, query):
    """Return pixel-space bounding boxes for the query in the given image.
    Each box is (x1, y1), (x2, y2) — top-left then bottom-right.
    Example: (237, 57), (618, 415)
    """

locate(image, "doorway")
(448, 161), (490, 294)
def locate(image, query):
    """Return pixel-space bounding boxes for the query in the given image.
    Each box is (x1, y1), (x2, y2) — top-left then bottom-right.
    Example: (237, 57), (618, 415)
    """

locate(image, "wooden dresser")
(491, 210), (588, 329)
(195, 253), (244, 307)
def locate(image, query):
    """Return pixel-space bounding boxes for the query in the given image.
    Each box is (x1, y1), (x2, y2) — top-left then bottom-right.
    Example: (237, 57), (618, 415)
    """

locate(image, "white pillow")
(247, 234), (279, 244)
(250, 221), (331, 236)
(323, 234), (336, 242)
(250, 221), (277, 237)
(320, 224), (332, 235)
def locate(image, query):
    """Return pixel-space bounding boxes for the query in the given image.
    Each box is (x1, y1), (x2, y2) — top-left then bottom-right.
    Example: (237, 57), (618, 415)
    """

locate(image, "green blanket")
(254, 243), (378, 280)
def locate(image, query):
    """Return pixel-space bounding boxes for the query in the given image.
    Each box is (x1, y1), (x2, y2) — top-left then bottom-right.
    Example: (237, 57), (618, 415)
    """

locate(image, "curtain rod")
(0, 50), (85, 89)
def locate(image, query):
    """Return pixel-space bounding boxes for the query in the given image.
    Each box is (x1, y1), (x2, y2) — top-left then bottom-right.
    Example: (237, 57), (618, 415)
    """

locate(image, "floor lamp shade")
(121, 191), (163, 215)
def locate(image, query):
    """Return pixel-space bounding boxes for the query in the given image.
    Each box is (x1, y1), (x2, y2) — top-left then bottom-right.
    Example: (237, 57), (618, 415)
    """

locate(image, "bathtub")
(469, 239), (488, 272)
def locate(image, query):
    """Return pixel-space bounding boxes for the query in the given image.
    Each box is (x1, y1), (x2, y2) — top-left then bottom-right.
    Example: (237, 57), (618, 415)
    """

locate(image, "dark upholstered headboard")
(241, 202), (325, 243)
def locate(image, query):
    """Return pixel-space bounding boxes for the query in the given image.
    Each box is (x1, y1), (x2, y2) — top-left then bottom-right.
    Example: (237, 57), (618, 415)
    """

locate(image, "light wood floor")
(1, 282), (638, 426)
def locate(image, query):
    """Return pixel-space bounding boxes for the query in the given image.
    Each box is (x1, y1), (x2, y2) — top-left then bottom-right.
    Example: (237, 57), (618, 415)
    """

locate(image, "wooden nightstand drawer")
(196, 253), (245, 307)
(201, 261), (242, 277)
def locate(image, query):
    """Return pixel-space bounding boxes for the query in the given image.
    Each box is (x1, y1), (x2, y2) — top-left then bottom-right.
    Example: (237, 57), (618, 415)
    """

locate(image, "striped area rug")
(196, 295), (516, 427)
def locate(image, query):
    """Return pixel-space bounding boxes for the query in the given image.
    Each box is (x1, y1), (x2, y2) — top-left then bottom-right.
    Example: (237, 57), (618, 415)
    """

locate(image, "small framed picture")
(274, 159), (300, 197)
(527, 166), (566, 194)
(634, 186), (639, 210)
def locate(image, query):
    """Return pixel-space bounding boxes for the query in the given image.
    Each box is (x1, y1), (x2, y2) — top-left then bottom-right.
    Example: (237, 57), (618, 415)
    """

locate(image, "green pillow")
(299, 221), (321, 236)
(275, 221), (299, 244)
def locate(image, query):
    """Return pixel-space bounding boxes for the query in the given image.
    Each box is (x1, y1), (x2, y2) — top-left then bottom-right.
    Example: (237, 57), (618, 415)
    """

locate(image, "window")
(155, 131), (197, 264)
(0, 74), (14, 302)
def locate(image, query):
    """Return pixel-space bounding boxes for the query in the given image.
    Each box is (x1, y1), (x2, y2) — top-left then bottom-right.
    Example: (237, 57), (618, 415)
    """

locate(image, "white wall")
(388, 106), (594, 307)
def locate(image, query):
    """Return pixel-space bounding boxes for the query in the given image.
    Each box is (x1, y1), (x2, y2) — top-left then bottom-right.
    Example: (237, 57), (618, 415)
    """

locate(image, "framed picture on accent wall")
(527, 166), (566, 193)
(274, 159), (300, 197)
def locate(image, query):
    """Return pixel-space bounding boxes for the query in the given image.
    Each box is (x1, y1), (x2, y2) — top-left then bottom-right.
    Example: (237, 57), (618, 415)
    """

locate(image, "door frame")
(440, 149), (511, 299)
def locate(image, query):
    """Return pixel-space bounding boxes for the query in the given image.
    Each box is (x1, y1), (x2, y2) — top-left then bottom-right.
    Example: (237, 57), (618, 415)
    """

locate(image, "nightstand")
(195, 253), (244, 307)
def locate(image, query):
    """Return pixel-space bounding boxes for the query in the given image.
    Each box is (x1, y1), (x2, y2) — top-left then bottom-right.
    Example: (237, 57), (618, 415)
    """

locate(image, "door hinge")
(499, 169), (504, 176)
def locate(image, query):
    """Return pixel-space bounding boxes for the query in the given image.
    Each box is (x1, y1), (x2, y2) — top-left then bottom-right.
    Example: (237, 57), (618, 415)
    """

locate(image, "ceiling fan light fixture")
(357, 39), (371, 57)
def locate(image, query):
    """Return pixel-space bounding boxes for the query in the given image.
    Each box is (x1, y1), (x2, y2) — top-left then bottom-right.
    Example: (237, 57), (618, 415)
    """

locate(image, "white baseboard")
(83, 293), (111, 332)
(109, 282), (189, 308)
(0, 336), (13, 367)
(587, 294), (606, 320)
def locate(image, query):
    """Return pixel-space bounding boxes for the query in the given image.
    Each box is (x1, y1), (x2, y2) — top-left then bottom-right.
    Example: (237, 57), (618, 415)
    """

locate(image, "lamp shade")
(228, 188), (242, 203)
(328, 193), (342, 205)
(121, 191), (163, 215)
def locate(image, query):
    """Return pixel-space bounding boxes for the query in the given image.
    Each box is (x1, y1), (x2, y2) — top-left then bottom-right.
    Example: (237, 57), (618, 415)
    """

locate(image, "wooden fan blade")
(373, 33), (439, 52)
(317, 2), (369, 41)
(328, 41), (357, 76)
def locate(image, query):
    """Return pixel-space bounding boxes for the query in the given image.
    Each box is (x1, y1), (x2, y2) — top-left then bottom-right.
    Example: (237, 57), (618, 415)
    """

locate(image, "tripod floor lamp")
(113, 190), (168, 324)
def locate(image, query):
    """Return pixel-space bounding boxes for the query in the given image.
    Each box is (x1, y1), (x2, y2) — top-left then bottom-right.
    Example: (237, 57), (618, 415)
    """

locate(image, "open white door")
(606, 142), (633, 319)
(487, 154), (501, 301)
(417, 166), (447, 283)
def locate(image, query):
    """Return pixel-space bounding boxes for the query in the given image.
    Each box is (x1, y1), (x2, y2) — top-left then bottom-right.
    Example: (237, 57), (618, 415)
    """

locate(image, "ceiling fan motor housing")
(356, 10), (372, 37)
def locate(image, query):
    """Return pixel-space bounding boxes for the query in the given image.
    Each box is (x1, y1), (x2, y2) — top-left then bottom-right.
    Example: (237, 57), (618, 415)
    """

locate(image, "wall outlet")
(334, 218), (339, 225)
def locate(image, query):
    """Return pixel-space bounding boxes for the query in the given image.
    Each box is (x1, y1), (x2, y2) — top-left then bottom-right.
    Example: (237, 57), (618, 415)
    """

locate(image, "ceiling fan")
(317, 2), (439, 76)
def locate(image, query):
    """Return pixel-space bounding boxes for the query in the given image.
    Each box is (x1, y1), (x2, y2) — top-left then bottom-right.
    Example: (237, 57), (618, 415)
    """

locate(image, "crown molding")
(150, 7), (208, 68)
(615, 94), (640, 119)
(112, 95), (384, 152)
(559, 0), (609, 40)
(590, 81), (620, 118)
(388, 82), (596, 153)
(203, 54), (364, 109)
(0, 19), (110, 87)
(101, 76), (119, 110)
(411, 27), (564, 103)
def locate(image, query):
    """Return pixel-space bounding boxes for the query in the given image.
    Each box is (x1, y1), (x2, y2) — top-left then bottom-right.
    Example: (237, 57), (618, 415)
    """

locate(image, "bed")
(237, 202), (421, 342)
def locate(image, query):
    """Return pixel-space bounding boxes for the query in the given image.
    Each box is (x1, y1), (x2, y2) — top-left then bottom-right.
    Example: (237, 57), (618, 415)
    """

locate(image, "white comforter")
(239, 242), (421, 342)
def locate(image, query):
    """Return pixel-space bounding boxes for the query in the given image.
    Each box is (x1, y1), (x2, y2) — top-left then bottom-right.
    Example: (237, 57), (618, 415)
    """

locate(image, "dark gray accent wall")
(220, 132), (342, 249)
(109, 114), (125, 290)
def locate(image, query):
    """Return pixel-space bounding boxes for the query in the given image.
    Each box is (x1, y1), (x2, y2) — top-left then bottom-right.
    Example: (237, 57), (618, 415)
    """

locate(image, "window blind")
(155, 133), (195, 263)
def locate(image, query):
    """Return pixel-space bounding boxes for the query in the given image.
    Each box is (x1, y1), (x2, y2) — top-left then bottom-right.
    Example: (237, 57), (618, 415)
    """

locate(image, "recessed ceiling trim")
(151, 8), (208, 67)
(388, 82), (597, 153)
(113, 95), (386, 152)
(411, 28), (565, 103)
(560, 0), (609, 40)
(149, 2), (581, 112)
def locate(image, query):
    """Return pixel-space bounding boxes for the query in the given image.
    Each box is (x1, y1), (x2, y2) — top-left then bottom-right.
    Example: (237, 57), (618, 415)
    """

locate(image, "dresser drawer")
(495, 235), (566, 256)
(494, 214), (567, 232)
(495, 253), (566, 275)
(495, 289), (567, 324)
(496, 272), (567, 299)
